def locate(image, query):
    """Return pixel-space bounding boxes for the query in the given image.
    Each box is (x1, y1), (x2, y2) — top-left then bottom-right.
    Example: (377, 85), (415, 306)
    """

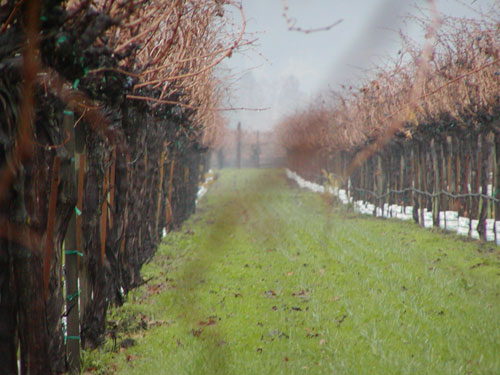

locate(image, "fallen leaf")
(120, 338), (136, 349)
(292, 289), (309, 297)
(191, 329), (203, 337)
(147, 319), (168, 328)
(336, 314), (347, 325)
(287, 271), (294, 276)
(198, 318), (216, 326)
(319, 339), (327, 345)
(272, 306), (277, 311)
(268, 329), (289, 339)
(126, 354), (139, 362)
(265, 290), (277, 297)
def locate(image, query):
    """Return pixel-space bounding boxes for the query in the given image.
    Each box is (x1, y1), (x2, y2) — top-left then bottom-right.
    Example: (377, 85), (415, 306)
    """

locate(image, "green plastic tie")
(67, 290), (80, 302)
(73, 79), (80, 90)
(63, 110), (73, 116)
(64, 336), (80, 342)
(75, 206), (82, 216)
(56, 35), (67, 45)
(65, 250), (83, 257)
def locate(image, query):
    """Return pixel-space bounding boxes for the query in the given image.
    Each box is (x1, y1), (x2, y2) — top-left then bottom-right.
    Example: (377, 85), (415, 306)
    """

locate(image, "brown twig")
(282, 0), (343, 34)
(0, 0), (41, 206)
(0, 0), (28, 33)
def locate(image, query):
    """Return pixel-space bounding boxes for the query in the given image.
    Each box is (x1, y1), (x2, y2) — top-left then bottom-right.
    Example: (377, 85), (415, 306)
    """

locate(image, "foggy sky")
(224, 0), (497, 131)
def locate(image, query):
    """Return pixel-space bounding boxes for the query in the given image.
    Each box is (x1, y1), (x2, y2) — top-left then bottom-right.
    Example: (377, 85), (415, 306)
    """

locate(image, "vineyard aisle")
(88, 169), (500, 375)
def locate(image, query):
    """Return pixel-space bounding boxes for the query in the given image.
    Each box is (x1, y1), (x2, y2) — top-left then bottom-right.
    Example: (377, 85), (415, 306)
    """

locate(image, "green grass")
(84, 168), (500, 375)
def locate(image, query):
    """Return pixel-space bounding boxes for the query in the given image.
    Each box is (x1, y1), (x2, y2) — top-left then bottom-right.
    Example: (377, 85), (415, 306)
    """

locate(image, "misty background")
(222, 0), (496, 132)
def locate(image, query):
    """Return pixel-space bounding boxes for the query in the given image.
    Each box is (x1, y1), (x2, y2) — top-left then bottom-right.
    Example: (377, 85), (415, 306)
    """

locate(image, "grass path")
(87, 169), (500, 375)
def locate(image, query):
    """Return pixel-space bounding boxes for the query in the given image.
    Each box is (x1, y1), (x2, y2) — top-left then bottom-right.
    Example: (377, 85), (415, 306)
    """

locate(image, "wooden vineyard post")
(420, 146), (428, 225)
(199, 163), (204, 185)
(380, 155), (385, 215)
(76, 152), (88, 319)
(463, 139), (471, 221)
(410, 147), (415, 215)
(441, 137), (457, 213)
(369, 156), (376, 210)
(364, 157), (369, 203)
(401, 149), (407, 206)
(381, 154), (388, 215)
(109, 147), (116, 229)
(185, 166), (190, 217)
(43, 156), (61, 300)
(63, 112), (81, 373)
(394, 150), (400, 206)
(494, 133), (500, 243)
(256, 131), (260, 168)
(359, 159), (364, 202)
(375, 155), (382, 216)
(412, 144), (418, 223)
(342, 152), (348, 194)
(416, 143), (424, 225)
(399, 150), (405, 207)
(478, 133), (492, 240)
(430, 139), (439, 227)
(121, 153), (131, 255)
(439, 140), (447, 214)
(391, 150), (398, 207)
(166, 159), (175, 227)
(417, 143), (423, 225)
(359, 157), (364, 202)
(155, 147), (166, 240)
(448, 136), (455, 211)
(453, 136), (460, 212)
(100, 168), (109, 263)
(391, 150), (402, 209)
(237, 122), (242, 169)
(471, 135), (481, 226)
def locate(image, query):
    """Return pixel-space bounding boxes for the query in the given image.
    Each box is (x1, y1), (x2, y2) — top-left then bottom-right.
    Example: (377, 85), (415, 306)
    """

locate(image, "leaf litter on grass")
(87, 169), (500, 375)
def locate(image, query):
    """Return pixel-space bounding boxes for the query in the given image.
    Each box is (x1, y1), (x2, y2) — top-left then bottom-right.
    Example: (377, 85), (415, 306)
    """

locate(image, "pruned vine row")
(279, 9), (500, 242)
(0, 1), (244, 373)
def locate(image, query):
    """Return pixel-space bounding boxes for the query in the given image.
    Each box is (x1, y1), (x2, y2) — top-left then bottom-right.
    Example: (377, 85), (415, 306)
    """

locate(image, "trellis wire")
(353, 187), (499, 203)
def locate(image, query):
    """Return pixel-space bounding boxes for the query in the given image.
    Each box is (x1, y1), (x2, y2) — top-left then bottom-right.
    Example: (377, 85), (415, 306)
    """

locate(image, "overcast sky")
(223, 0), (497, 131)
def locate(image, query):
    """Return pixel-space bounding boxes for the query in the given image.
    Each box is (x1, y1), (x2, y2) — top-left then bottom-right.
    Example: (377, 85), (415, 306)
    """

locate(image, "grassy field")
(84, 169), (500, 375)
